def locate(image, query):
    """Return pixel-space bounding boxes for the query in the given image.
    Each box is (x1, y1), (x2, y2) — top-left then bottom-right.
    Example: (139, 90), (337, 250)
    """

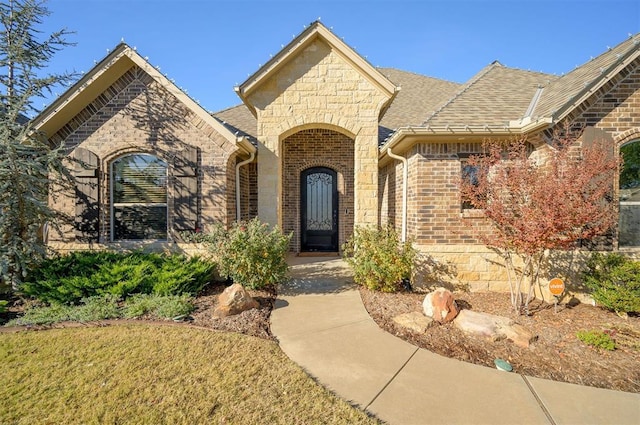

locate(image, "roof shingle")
(423, 62), (556, 128)
(534, 34), (640, 120)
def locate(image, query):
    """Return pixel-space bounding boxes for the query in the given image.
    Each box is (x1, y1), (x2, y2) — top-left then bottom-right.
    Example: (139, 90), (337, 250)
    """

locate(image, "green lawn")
(0, 325), (379, 424)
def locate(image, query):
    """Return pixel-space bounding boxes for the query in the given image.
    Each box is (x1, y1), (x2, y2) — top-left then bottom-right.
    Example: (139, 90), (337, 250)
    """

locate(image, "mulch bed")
(360, 287), (640, 393)
(189, 283), (276, 341)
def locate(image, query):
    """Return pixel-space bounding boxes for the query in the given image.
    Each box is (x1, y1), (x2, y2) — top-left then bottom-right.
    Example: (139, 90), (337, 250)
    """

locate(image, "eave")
(378, 118), (552, 167)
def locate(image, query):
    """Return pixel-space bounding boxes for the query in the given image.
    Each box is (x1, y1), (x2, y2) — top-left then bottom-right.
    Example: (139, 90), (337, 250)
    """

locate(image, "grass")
(0, 325), (379, 424)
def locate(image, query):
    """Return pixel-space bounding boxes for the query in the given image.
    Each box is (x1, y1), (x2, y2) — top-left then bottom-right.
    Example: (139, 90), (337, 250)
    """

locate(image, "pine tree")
(0, 0), (75, 290)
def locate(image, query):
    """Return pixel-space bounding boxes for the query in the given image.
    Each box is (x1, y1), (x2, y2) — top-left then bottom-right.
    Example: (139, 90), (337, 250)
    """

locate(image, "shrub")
(0, 300), (7, 314)
(582, 253), (640, 315)
(149, 255), (215, 296)
(122, 294), (194, 320)
(7, 293), (192, 326)
(73, 294), (121, 322)
(202, 218), (291, 289)
(342, 225), (417, 292)
(577, 329), (616, 351)
(8, 303), (74, 326)
(20, 251), (215, 304)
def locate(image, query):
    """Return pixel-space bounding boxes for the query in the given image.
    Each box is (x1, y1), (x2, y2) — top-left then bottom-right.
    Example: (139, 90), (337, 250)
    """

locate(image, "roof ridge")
(421, 61), (503, 125)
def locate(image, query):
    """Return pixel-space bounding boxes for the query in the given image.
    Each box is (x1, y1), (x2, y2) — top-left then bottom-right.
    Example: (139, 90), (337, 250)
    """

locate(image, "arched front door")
(301, 167), (338, 252)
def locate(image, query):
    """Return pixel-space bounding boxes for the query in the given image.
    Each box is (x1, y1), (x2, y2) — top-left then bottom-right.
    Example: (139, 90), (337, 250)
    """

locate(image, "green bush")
(20, 251), (215, 304)
(73, 294), (121, 322)
(202, 218), (291, 289)
(0, 300), (7, 314)
(577, 329), (616, 351)
(122, 294), (194, 320)
(342, 225), (417, 292)
(582, 253), (640, 314)
(7, 294), (193, 326)
(7, 303), (74, 326)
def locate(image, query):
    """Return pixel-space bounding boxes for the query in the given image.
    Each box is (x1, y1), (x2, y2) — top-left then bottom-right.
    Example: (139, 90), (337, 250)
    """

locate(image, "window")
(111, 153), (167, 240)
(619, 141), (640, 247)
(461, 161), (479, 210)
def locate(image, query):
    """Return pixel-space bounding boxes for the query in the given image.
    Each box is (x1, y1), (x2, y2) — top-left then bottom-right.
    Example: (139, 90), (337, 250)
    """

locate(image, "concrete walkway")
(271, 256), (640, 425)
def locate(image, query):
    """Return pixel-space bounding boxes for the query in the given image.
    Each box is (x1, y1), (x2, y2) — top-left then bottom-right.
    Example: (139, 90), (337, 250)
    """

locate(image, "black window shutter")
(73, 147), (100, 242)
(173, 146), (199, 232)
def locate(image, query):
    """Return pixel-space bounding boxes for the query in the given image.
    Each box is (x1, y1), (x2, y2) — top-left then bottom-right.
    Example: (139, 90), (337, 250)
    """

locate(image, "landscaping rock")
(423, 287), (459, 323)
(392, 312), (435, 333)
(454, 309), (536, 348)
(213, 284), (259, 318)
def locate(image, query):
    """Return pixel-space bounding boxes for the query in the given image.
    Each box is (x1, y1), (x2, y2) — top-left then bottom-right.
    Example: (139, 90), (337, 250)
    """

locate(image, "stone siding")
(247, 38), (390, 228)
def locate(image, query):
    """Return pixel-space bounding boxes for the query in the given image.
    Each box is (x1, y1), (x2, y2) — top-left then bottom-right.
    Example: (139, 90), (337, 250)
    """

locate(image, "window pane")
(114, 205), (167, 240)
(619, 204), (640, 247)
(112, 154), (167, 241)
(461, 163), (479, 210)
(619, 142), (640, 246)
(113, 154), (167, 204)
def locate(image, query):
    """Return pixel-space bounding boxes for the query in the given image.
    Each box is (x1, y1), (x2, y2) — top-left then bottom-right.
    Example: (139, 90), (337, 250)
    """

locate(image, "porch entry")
(300, 167), (339, 252)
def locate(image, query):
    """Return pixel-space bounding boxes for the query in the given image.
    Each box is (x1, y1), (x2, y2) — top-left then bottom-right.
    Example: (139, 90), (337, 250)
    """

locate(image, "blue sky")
(37, 0), (640, 113)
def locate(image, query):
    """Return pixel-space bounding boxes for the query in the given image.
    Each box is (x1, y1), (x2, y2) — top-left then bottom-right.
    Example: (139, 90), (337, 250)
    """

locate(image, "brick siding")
(282, 128), (354, 252)
(48, 65), (239, 246)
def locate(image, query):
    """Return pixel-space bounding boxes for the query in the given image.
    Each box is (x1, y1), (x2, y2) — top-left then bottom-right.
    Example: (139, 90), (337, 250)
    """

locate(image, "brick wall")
(48, 65), (239, 247)
(282, 128), (354, 252)
(564, 58), (640, 138)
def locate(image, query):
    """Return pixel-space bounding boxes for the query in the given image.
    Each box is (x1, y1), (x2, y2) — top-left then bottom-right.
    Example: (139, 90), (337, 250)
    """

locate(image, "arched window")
(111, 153), (168, 240)
(619, 141), (640, 247)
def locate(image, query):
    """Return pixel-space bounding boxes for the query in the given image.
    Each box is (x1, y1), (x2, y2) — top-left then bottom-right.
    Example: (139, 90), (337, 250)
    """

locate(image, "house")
(34, 22), (640, 293)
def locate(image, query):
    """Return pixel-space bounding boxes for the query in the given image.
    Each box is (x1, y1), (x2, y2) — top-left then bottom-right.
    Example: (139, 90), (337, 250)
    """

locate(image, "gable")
(33, 44), (254, 156)
(534, 34), (640, 123)
(570, 62), (640, 136)
(236, 21), (397, 119)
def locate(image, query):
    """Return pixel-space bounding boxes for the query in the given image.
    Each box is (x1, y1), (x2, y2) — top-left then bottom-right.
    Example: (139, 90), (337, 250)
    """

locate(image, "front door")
(301, 167), (338, 252)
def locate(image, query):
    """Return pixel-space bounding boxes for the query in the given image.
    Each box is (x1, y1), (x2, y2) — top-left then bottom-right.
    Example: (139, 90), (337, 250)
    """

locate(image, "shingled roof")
(378, 68), (461, 133)
(423, 62), (556, 128)
(213, 104), (258, 145)
(533, 33), (640, 121)
(214, 32), (640, 151)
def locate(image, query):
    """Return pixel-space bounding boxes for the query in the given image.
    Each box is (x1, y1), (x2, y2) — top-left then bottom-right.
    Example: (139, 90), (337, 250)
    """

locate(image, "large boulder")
(454, 309), (536, 348)
(423, 287), (459, 323)
(393, 311), (435, 333)
(213, 283), (259, 318)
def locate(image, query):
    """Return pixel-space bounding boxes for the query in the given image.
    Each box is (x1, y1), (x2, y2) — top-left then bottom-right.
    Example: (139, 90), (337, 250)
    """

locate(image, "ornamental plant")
(205, 218), (291, 290)
(576, 329), (616, 351)
(342, 225), (417, 292)
(20, 251), (215, 304)
(460, 129), (619, 314)
(582, 253), (640, 315)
